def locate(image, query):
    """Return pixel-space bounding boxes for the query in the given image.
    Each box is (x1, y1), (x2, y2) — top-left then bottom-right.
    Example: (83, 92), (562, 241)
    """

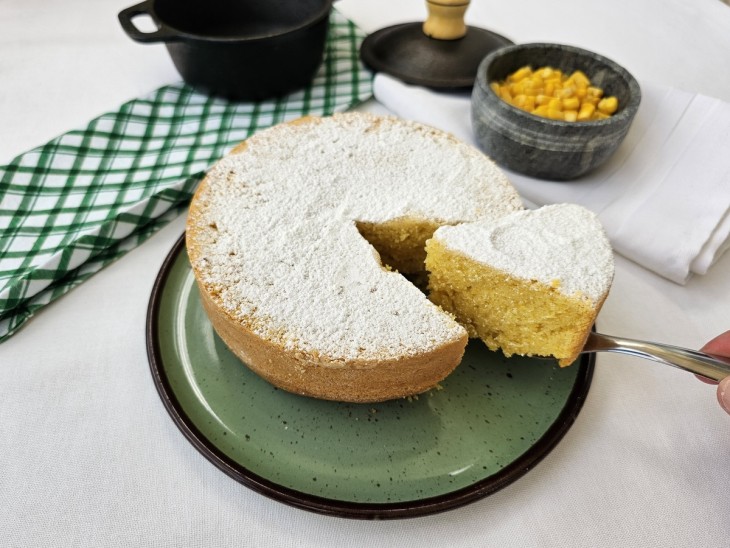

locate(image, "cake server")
(580, 332), (730, 381)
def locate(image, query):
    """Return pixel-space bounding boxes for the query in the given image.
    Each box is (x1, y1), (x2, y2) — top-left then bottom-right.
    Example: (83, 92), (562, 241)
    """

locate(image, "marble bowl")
(471, 43), (641, 180)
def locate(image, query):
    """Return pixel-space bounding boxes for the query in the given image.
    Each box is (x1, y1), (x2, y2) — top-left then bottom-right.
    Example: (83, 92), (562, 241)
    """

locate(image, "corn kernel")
(587, 86), (603, 99)
(597, 96), (618, 114)
(577, 103), (596, 120)
(573, 80), (588, 92)
(562, 97), (580, 111)
(529, 74), (544, 88)
(547, 108), (564, 120)
(570, 70), (590, 87)
(558, 86), (576, 98)
(564, 110), (578, 122)
(509, 66), (532, 82)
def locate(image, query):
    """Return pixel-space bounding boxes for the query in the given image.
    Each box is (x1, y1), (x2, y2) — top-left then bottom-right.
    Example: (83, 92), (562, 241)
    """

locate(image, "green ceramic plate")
(147, 235), (594, 519)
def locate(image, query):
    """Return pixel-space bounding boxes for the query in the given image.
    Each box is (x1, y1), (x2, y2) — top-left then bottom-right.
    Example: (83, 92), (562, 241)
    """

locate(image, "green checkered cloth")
(0, 10), (373, 343)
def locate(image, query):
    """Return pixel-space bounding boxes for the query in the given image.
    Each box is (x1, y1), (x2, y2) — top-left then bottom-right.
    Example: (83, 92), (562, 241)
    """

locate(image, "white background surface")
(2, 0), (730, 546)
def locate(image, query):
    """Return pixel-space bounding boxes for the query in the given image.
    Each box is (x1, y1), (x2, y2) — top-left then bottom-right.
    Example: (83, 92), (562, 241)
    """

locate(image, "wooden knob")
(422, 0), (470, 41)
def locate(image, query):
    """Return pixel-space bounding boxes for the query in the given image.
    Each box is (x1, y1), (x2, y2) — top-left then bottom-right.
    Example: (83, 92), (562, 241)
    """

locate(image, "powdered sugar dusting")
(188, 113), (523, 361)
(433, 204), (614, 303)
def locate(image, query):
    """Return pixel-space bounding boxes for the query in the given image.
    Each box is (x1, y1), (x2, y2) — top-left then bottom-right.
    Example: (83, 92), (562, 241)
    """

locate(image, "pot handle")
(118, 0), (177, 43)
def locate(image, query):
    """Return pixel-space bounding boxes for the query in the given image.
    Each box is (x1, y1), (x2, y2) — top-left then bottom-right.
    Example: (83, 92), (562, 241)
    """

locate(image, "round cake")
(186, 113), (523, 402)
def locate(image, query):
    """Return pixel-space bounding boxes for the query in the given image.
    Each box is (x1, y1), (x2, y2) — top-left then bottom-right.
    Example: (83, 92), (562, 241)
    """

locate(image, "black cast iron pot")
(119, 0), (332, 101)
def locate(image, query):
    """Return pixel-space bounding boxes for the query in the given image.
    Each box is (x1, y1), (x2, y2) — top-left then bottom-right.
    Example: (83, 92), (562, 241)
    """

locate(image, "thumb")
(718, 377), (730, 414)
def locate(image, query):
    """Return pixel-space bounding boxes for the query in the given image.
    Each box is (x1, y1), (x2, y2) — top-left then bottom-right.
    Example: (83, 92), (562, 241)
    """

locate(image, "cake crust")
(197, 286), (468, 402)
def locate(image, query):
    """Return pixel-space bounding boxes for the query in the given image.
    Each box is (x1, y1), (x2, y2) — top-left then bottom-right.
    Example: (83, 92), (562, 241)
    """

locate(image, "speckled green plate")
(147, 235), (594, 519)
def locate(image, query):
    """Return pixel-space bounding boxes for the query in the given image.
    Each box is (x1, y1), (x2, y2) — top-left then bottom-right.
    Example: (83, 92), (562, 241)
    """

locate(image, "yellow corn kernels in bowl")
(490, 66), (619, 122)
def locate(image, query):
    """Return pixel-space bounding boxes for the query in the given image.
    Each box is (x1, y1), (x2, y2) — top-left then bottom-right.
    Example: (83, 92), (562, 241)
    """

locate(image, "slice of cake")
(425, 204), (614, 365)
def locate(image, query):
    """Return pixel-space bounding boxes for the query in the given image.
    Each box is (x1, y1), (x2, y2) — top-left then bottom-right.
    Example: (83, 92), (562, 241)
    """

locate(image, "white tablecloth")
(2, 1), (730, 546)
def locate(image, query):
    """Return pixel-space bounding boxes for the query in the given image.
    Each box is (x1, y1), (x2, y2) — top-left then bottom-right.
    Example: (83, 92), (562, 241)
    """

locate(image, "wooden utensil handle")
(423, 0), (470, 40)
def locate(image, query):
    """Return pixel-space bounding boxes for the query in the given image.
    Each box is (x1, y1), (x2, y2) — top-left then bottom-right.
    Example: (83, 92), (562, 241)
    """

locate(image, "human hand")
(699, 330), (730, 414)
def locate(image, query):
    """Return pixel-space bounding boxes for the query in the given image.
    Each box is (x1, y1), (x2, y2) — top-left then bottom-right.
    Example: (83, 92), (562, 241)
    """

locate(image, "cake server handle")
(583, 332), (730, 382)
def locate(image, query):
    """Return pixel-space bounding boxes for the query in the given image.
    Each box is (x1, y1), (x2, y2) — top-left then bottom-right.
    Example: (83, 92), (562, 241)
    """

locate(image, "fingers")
(700, 329), (730, 356)
(718, 377), (730, 415)
(695, 374), (718, 385)
(700, 331), (730, 415)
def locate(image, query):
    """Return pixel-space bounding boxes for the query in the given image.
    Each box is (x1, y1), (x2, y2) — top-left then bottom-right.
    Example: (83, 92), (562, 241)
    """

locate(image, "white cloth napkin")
(374, 73), (730, 284)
